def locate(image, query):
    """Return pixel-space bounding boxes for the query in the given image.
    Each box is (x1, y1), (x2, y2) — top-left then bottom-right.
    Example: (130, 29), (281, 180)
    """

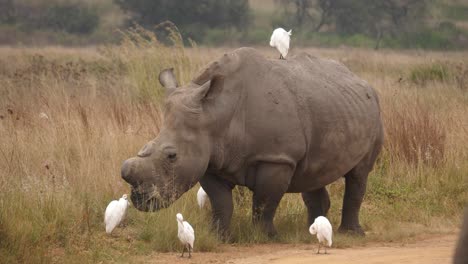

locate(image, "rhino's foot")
(214, 227), (233, 243)
(266, 226), (278, 238)
(338, 225), (365, 236)
(252, 218), (278, 238)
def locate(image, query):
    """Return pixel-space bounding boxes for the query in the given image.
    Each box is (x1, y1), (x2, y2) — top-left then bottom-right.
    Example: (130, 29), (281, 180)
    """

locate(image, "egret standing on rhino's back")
(270, 27), (292, 59)
(104, 194), (129, 234)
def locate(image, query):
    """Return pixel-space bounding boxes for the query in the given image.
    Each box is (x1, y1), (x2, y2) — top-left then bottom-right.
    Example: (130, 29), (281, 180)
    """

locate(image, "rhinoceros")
(121, 47), (384, 237)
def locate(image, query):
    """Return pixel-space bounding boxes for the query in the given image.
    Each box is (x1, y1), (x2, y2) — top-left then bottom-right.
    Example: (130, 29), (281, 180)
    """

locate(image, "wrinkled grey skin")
(454, 208), (468, 264)
(121, 47), (383, 237)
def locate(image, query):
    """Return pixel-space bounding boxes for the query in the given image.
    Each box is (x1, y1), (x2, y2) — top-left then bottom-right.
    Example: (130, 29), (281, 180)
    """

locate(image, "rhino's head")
(121, 65), (232, 212)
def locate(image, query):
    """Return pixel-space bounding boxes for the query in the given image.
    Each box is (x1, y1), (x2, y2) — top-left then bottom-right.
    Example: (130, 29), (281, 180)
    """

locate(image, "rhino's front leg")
(302, 187), (331, 227)
(200, 173), (234, 240)
(252, 163), (293, 237)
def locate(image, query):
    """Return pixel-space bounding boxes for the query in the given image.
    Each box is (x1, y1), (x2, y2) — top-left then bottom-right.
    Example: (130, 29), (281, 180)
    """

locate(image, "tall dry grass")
(0, 31), (467, 262)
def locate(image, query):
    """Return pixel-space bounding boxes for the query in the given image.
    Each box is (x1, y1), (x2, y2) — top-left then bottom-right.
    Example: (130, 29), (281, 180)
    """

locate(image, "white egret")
(104, 194), (129, 235)
(197, 186), (208, 209)
(309, 216), (333, 254)
(176, 213), (195, 258)
(269, 28), (292, 59)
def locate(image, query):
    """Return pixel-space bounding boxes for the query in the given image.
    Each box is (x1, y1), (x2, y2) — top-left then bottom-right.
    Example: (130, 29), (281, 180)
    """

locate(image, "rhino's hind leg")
(302, 187), (331, 227)
(339, 167), (367, 236)
(200, 173), (234, 240)
(252, 163), (293, 237)
(339, 133), (383, 236)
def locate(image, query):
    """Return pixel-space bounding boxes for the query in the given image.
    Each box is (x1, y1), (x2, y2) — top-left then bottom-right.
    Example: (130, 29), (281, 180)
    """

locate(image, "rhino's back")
(234, 48), (383, 191)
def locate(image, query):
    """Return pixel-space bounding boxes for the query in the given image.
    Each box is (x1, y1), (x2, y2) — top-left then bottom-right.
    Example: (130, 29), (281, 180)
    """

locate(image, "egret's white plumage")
(104, 194), (129, 234)
(309, 216), (333, 254)
(177, 213), (195, 258)
(269, 28), (292, 59)
(197, 186), (208, 209)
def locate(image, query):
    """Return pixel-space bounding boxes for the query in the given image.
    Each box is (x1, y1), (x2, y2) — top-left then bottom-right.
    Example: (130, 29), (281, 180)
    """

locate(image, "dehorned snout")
(121, 157), (139, 186)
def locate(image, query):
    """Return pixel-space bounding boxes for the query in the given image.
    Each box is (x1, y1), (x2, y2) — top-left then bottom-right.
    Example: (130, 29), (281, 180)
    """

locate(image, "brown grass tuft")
(384, 101), (446, 166)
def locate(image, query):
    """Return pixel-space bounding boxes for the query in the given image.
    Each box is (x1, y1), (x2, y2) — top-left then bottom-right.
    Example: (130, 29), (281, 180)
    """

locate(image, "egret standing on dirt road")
(177, 213), (195, 258)
(104, 194), (129, 234)
(309, 216), (333, 254)
(270, 28), (292, 59)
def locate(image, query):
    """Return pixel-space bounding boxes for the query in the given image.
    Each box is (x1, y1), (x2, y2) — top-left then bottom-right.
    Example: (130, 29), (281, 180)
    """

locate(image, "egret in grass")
(104, 194), (129, 235)
(197, 186), (208, 209)
(309, 216), (333, 254)
(176, 213), (195, 258)
(270, 27), (292, 59)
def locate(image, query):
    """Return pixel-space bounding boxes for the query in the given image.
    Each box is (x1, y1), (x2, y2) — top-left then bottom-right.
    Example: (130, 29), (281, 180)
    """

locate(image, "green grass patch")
(409, 63), (452, 84)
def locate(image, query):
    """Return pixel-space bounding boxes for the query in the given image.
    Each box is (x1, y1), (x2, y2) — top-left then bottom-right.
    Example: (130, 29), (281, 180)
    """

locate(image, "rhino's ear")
(159, 68), (179, 95)
(193, 75), (225, 102)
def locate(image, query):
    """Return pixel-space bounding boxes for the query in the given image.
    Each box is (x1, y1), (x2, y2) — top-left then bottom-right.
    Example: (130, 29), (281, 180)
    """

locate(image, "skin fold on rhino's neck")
(206, 84), (247, 178)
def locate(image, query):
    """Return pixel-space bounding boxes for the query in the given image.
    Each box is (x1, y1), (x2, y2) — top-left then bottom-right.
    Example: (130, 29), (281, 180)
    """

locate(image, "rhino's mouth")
(130, 188), (170, 212)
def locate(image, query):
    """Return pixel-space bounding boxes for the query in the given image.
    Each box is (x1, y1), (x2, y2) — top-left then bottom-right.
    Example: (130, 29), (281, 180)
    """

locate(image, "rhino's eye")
(162, 146), (177, 162)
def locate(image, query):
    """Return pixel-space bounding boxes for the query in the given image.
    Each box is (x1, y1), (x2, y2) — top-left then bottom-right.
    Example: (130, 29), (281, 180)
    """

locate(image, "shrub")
(409, 63), (451, 85)
(45, 3), (99, 34)
(345, 34), (375, 48)
(203, 28), (237, 46)
(244, 28), (271, 44)
(443, 4), (468, 21)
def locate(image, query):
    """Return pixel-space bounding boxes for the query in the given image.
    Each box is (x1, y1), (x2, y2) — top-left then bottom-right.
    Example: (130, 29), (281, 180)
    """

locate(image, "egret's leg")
(188, 245), (192, 258)
(316, 243), (321, 254)
(279, 54), (284, 60)
(325, 246), (328, 254)
(180, 246), (185, 257)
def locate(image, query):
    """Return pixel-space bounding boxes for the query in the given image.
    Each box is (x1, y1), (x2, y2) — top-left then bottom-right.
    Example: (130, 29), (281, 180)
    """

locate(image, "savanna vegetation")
(0, 28), (467, 263)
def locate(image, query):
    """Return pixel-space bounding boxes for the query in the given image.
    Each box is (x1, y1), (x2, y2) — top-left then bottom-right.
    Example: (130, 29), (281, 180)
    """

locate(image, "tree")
(274, 0), (314, 29)
(315, 0), (333, 31)
(0, 0), (15, 24)
(0, 1), (100, 35)
(45, 3), (99, 34)
(115, 0), (250, 42)
(275, 0), (430, 49)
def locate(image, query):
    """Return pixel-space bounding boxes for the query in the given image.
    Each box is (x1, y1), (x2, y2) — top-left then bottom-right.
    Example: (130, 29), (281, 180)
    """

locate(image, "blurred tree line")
(0, 0), (466, 49)
(0, 0), (122, 45)
(0, 0), (99, 34)
(115, 0), (250, 42)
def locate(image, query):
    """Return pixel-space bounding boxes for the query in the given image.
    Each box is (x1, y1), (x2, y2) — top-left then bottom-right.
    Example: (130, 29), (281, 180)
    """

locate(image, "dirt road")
(232, 235), (456, 264)
(142, 235), (457, 264)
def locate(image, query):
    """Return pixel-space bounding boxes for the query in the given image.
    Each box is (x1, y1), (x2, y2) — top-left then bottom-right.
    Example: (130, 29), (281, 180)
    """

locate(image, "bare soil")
(137, 234), (457, 264)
